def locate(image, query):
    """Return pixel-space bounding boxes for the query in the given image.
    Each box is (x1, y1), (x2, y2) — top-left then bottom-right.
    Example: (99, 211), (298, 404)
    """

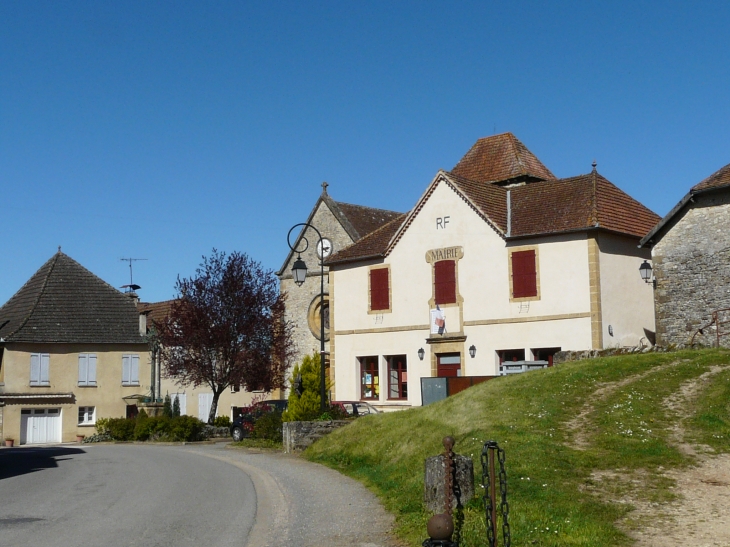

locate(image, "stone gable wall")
(279, 200), (356, 371)
(652, 191), (730, 347)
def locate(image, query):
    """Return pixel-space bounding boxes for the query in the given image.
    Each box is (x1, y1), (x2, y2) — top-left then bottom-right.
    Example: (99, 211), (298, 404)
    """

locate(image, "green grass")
(305, 349), (730, 547)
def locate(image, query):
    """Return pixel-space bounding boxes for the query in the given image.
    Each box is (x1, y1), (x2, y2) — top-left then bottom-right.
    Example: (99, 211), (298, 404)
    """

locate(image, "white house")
(325, 133), (660, 409)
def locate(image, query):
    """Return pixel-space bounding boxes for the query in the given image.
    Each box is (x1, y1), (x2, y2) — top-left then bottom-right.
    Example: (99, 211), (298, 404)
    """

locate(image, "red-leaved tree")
(155, 250), (293, 424)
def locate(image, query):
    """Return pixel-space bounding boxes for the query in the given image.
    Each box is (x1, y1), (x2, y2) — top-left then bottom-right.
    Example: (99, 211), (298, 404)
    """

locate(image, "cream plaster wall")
(597, 233), (655, 347)
(158, 376), (269, 421)
(1, 343), (150, 443)
(331, 179), (650, 409)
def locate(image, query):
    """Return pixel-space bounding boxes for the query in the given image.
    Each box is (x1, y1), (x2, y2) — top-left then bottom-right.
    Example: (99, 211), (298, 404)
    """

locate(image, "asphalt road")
(0, 443), (400, 547)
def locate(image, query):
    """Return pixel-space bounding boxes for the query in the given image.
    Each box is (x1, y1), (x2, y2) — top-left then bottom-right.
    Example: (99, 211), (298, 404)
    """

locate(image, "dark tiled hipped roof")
(692, 162), (730, 192)
(0, 252), (146, 344)
(451, 132), (556, 184)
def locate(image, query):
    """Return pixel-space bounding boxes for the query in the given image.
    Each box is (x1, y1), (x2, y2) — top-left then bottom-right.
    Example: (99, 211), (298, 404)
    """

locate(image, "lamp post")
(287, 223), (327, 413)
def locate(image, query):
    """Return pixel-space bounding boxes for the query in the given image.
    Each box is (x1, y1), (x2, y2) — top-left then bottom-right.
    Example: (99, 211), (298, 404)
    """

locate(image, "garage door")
(20, 408), (62, 445)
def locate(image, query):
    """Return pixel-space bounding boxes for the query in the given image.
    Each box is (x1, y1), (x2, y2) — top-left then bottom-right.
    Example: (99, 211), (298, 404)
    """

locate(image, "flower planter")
(4, 439), (14, 448)
(76, 435), (85, 443)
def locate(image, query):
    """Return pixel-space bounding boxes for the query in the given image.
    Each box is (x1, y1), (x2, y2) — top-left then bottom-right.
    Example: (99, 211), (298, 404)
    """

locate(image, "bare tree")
(155, 249), (293, 424)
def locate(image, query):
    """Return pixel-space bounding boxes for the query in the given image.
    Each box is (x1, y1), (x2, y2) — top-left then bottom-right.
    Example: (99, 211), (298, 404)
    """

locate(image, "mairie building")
(325, 133), (661, 410)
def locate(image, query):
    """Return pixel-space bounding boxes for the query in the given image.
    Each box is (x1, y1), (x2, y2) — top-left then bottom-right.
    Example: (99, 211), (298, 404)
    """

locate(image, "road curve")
(185, 443), (402, 547)
(0, 443), (402, 547)
(0, 444), (255, 547)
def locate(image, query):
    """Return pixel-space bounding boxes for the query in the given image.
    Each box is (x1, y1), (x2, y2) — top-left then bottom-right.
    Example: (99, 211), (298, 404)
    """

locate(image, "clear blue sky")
(2, 1), (729, 305)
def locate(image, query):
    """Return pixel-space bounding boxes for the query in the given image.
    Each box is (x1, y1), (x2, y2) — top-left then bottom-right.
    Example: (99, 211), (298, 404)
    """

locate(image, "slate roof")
(451, 132), (556, 185)
(0, 252), (146, 344)
(327, 168), (660, 265)
(277, 186), (402, 276)
(333, 201), (403, 239)
(641, 161), (730, 247)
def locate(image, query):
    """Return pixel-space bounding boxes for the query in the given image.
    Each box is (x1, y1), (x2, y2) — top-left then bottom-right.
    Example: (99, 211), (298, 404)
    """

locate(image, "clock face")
(317, 238), (333, 259)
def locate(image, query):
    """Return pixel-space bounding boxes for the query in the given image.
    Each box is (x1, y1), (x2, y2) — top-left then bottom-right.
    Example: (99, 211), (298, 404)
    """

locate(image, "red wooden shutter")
(370, 268), (390, 311)
(512, 250), (537, 298)
(434, 260), (456, 304)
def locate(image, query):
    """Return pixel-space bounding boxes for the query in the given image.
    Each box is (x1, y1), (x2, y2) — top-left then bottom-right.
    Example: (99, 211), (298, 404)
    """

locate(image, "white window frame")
(78, 354), (97, 386)
(30, 353), (50, 386)
(122, 354), (140, 386)
(78, 406), (96, 425)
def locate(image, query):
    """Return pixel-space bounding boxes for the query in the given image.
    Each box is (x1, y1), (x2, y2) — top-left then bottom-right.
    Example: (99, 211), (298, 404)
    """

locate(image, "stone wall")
(282, 420), (350, 453)
(279, 201), (356, 368)
(652, 191), (730, 347)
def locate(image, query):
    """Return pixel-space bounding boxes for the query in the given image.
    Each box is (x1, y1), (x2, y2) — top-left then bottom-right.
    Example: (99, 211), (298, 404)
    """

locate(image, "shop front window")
(359, 356), (379, 400)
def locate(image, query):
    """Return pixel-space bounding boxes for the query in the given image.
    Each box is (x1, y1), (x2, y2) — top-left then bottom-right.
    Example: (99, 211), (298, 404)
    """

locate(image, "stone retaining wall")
(283, 420), (350, 453)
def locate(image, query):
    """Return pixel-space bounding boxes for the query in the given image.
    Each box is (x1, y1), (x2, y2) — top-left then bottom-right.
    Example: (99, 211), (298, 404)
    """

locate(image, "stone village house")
(0, 253), (273, 441)
(323, 133), (661, 410)
(0, 251), (151, 444)
(640, 162), (730, 347)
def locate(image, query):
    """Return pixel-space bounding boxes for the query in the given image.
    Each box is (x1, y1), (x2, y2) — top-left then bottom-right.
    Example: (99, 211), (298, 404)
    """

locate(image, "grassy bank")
(305, 349), (730, 546)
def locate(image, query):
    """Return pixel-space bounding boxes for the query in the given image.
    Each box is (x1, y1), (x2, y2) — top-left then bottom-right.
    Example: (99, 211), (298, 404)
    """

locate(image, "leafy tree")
(156, 249), (294, 424)
(283, 353), (327, 422)
(172, 395), (181, 417)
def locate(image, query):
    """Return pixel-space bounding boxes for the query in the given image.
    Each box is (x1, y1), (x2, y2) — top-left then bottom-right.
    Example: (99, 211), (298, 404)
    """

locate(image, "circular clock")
(317, 238), (333, 259)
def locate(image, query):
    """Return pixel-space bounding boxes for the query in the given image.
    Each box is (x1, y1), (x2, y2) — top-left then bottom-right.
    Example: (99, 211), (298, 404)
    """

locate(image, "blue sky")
(2, 1), (729, 305)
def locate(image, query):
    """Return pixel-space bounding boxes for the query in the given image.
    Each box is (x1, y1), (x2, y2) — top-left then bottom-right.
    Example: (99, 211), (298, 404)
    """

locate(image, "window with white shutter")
(78, 406), (96, 425)
(122, 354), (140, 386)
(30, 353), (50, 386)
(78, 354), (97, 386)
(198, 393), (213, 422)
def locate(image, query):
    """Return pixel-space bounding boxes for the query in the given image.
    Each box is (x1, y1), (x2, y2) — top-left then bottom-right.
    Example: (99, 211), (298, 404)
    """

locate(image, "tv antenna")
(120, 257), (147, 292)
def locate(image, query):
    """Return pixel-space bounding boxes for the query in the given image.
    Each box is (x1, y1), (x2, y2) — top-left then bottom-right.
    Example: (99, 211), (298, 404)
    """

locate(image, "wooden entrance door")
(437, 353), (461, 377)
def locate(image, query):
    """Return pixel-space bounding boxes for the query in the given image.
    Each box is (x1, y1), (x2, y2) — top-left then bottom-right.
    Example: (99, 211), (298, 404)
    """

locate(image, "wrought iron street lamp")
(287, 223), (327, 413)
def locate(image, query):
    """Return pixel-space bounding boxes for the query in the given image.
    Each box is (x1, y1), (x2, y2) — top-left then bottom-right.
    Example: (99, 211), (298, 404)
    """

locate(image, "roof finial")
(58, 245), (61, 253)
(321, 181), (329, 195)
(592, 159), (597, 172)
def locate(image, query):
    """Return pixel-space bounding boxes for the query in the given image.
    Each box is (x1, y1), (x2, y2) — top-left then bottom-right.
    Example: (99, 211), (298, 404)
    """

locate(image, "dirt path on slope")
(564, 361), (680, 451)
(628, 365), (730, 547)
(562, 361), (730, 546)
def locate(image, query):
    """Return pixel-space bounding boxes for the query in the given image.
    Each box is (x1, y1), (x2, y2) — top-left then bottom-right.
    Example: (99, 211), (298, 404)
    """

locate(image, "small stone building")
(277, 183), (401, 377)
(640, 163), (730, 347)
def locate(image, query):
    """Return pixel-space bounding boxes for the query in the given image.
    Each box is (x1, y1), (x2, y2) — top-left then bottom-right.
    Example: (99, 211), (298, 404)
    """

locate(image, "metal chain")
(481, 443), (495, 547)
(497, 445), (511, 547)
(481, 441), (510, 547)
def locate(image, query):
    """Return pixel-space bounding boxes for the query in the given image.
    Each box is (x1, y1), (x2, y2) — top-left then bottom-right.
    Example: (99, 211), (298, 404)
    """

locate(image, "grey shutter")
(40, 354), (50, 385)
(88, 354), (97, 385)
(78, 354), (88, 385)
(30, 354), (40, 385)
(122, 355), (131, 385)
(131, 355), (139, 384)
